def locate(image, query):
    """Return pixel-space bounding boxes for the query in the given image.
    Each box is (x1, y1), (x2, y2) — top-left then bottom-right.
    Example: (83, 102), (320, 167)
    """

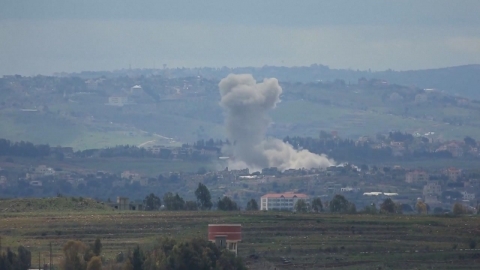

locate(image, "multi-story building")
(461, 191), (475, 201)
(405, 170), (428, 183)
(445, 167), (462, 182)
(423, 182), (442, 196)
(260, 192), (309, 211)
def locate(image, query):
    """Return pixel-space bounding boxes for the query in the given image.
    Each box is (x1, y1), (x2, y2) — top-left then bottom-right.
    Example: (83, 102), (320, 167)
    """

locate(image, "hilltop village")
(0, 130), (479, 214)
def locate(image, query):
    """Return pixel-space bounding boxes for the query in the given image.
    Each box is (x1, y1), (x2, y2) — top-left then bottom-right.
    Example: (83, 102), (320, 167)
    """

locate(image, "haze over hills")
(66, 64), (480, 100)
(1, 65), (480, 150)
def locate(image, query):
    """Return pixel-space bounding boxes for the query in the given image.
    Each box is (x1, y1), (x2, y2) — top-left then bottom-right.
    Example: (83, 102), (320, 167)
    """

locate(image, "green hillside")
(1, 75), (480, 149)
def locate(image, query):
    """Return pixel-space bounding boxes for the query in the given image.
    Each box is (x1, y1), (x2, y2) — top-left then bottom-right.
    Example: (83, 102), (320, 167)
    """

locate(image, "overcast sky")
(1, 0), (480, 75)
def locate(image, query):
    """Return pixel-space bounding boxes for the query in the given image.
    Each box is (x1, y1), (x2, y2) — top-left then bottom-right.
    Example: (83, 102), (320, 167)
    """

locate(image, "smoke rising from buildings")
(219, 74), (334, 171)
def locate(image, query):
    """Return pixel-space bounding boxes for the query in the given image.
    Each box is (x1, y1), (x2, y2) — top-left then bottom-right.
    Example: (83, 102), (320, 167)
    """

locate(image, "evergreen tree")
(294, 199), (308, 213)
(246, 199), (259, 211)
(195, 183), (212, 210)
(380, 198), (396, 213)
(143, 193), (162, 211)
(217, 196), (239, 211)
(131, 246), (144, 270)
(311, 198), (323, 212)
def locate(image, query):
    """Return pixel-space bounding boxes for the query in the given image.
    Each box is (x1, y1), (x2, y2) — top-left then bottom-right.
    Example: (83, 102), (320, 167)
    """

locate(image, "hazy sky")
(1, 0), (480, 75)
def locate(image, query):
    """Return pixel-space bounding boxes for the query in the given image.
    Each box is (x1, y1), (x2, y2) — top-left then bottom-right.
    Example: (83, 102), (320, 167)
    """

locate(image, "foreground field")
(1, 210), (480, 269)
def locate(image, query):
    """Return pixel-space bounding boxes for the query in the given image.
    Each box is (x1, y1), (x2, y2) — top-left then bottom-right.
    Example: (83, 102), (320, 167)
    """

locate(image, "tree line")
(57, 236), (246, 270)
(0, 139), (50, 158)
(0, 245), (31, 270)
(143, 183), (257, 212)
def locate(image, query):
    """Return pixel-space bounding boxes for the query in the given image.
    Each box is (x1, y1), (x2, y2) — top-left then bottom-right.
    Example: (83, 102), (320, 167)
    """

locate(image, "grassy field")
(1, 200), (480, 269)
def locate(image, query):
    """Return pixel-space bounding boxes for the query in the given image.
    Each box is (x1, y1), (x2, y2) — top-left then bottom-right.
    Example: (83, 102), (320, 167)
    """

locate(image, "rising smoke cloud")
(219, 74), (334, 171)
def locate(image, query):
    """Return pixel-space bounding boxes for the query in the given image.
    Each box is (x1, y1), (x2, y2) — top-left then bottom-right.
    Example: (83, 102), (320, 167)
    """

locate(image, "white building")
(35, 165), (55, 176)
(107, 96), (128, 106)
(423, 182), (442, 196)
(260, 192), (309, 211)
(121, 171), (141, 181)
(462, 191), (475, 201)
(130, 85), (143, 93)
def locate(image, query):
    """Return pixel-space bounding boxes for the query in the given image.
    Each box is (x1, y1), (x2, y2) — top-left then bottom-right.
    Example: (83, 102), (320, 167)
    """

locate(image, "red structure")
(208, 224), (242, 255)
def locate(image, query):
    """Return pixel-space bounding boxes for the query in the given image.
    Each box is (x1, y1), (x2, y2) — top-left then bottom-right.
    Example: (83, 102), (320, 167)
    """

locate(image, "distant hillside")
(2, 72), (480, 149)
(0, 197), (111, 212)
(71, 64), (480, 99)
(374, 65), (480, 100)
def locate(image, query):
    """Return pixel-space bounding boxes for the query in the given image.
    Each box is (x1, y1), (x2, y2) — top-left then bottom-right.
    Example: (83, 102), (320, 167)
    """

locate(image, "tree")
(311, 198), (323, 212)
(142, 237), (246, 270)
(453, 202), (467, 215)
(143, 193), (161, 211)
(62, 240), (87, 270)
(294, 199), (308, 213)
(246, 199), (259, 211)
(0, 246), (31, 270)
(363, 203), (377, 214)
(329, 194), (355, 213)
(380, 198), (396, 214)
(163, 192), (185, 211)
(86, 256), (102, 270)
(84, 238), (102, 262)
(0, 248), (16, 270)
(131, 246), (144, 270)
(217, 196), (239, 211)
(195, 183), (212, 210)
(92, 238), (102, 256)
(415, 201), (428, 214)
(16, 246), (31, 270)
(184, 200), (198, 211)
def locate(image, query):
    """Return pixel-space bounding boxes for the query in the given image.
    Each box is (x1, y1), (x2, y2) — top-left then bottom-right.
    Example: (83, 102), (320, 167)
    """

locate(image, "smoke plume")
(219, 74), (334, 171)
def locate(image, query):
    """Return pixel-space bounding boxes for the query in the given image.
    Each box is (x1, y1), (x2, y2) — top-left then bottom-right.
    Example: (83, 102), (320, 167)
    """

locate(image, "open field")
(1, 206), (480, 269)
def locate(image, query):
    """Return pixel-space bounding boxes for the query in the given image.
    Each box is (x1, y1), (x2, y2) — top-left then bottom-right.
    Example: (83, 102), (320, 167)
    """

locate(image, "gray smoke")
(219, 74), (334, 171)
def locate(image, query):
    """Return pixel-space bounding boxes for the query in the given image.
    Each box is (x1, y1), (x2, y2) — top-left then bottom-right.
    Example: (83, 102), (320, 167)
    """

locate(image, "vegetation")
(195, 183), (213, 210)
(329, 194), (356, 213)
(380, 198), (396, 214)
(294, 199), (308, 213)
(217, 196), (239, 211)
(452, 202), (470, 215)
(0, 246), (31, 270)
(3, 210), (480, 269)
(143, 193), (162, 211)
(137, 237), (246, 270)
(163, 192), (186, 211)
(311, 198), (323, 212)
(0, 138), (51, 158)
(245, 199), (259, 211)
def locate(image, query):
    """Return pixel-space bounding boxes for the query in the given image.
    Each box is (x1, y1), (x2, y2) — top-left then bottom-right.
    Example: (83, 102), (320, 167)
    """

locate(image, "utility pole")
(38, 251), (41, 270)
(49, 242), (52, 270)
